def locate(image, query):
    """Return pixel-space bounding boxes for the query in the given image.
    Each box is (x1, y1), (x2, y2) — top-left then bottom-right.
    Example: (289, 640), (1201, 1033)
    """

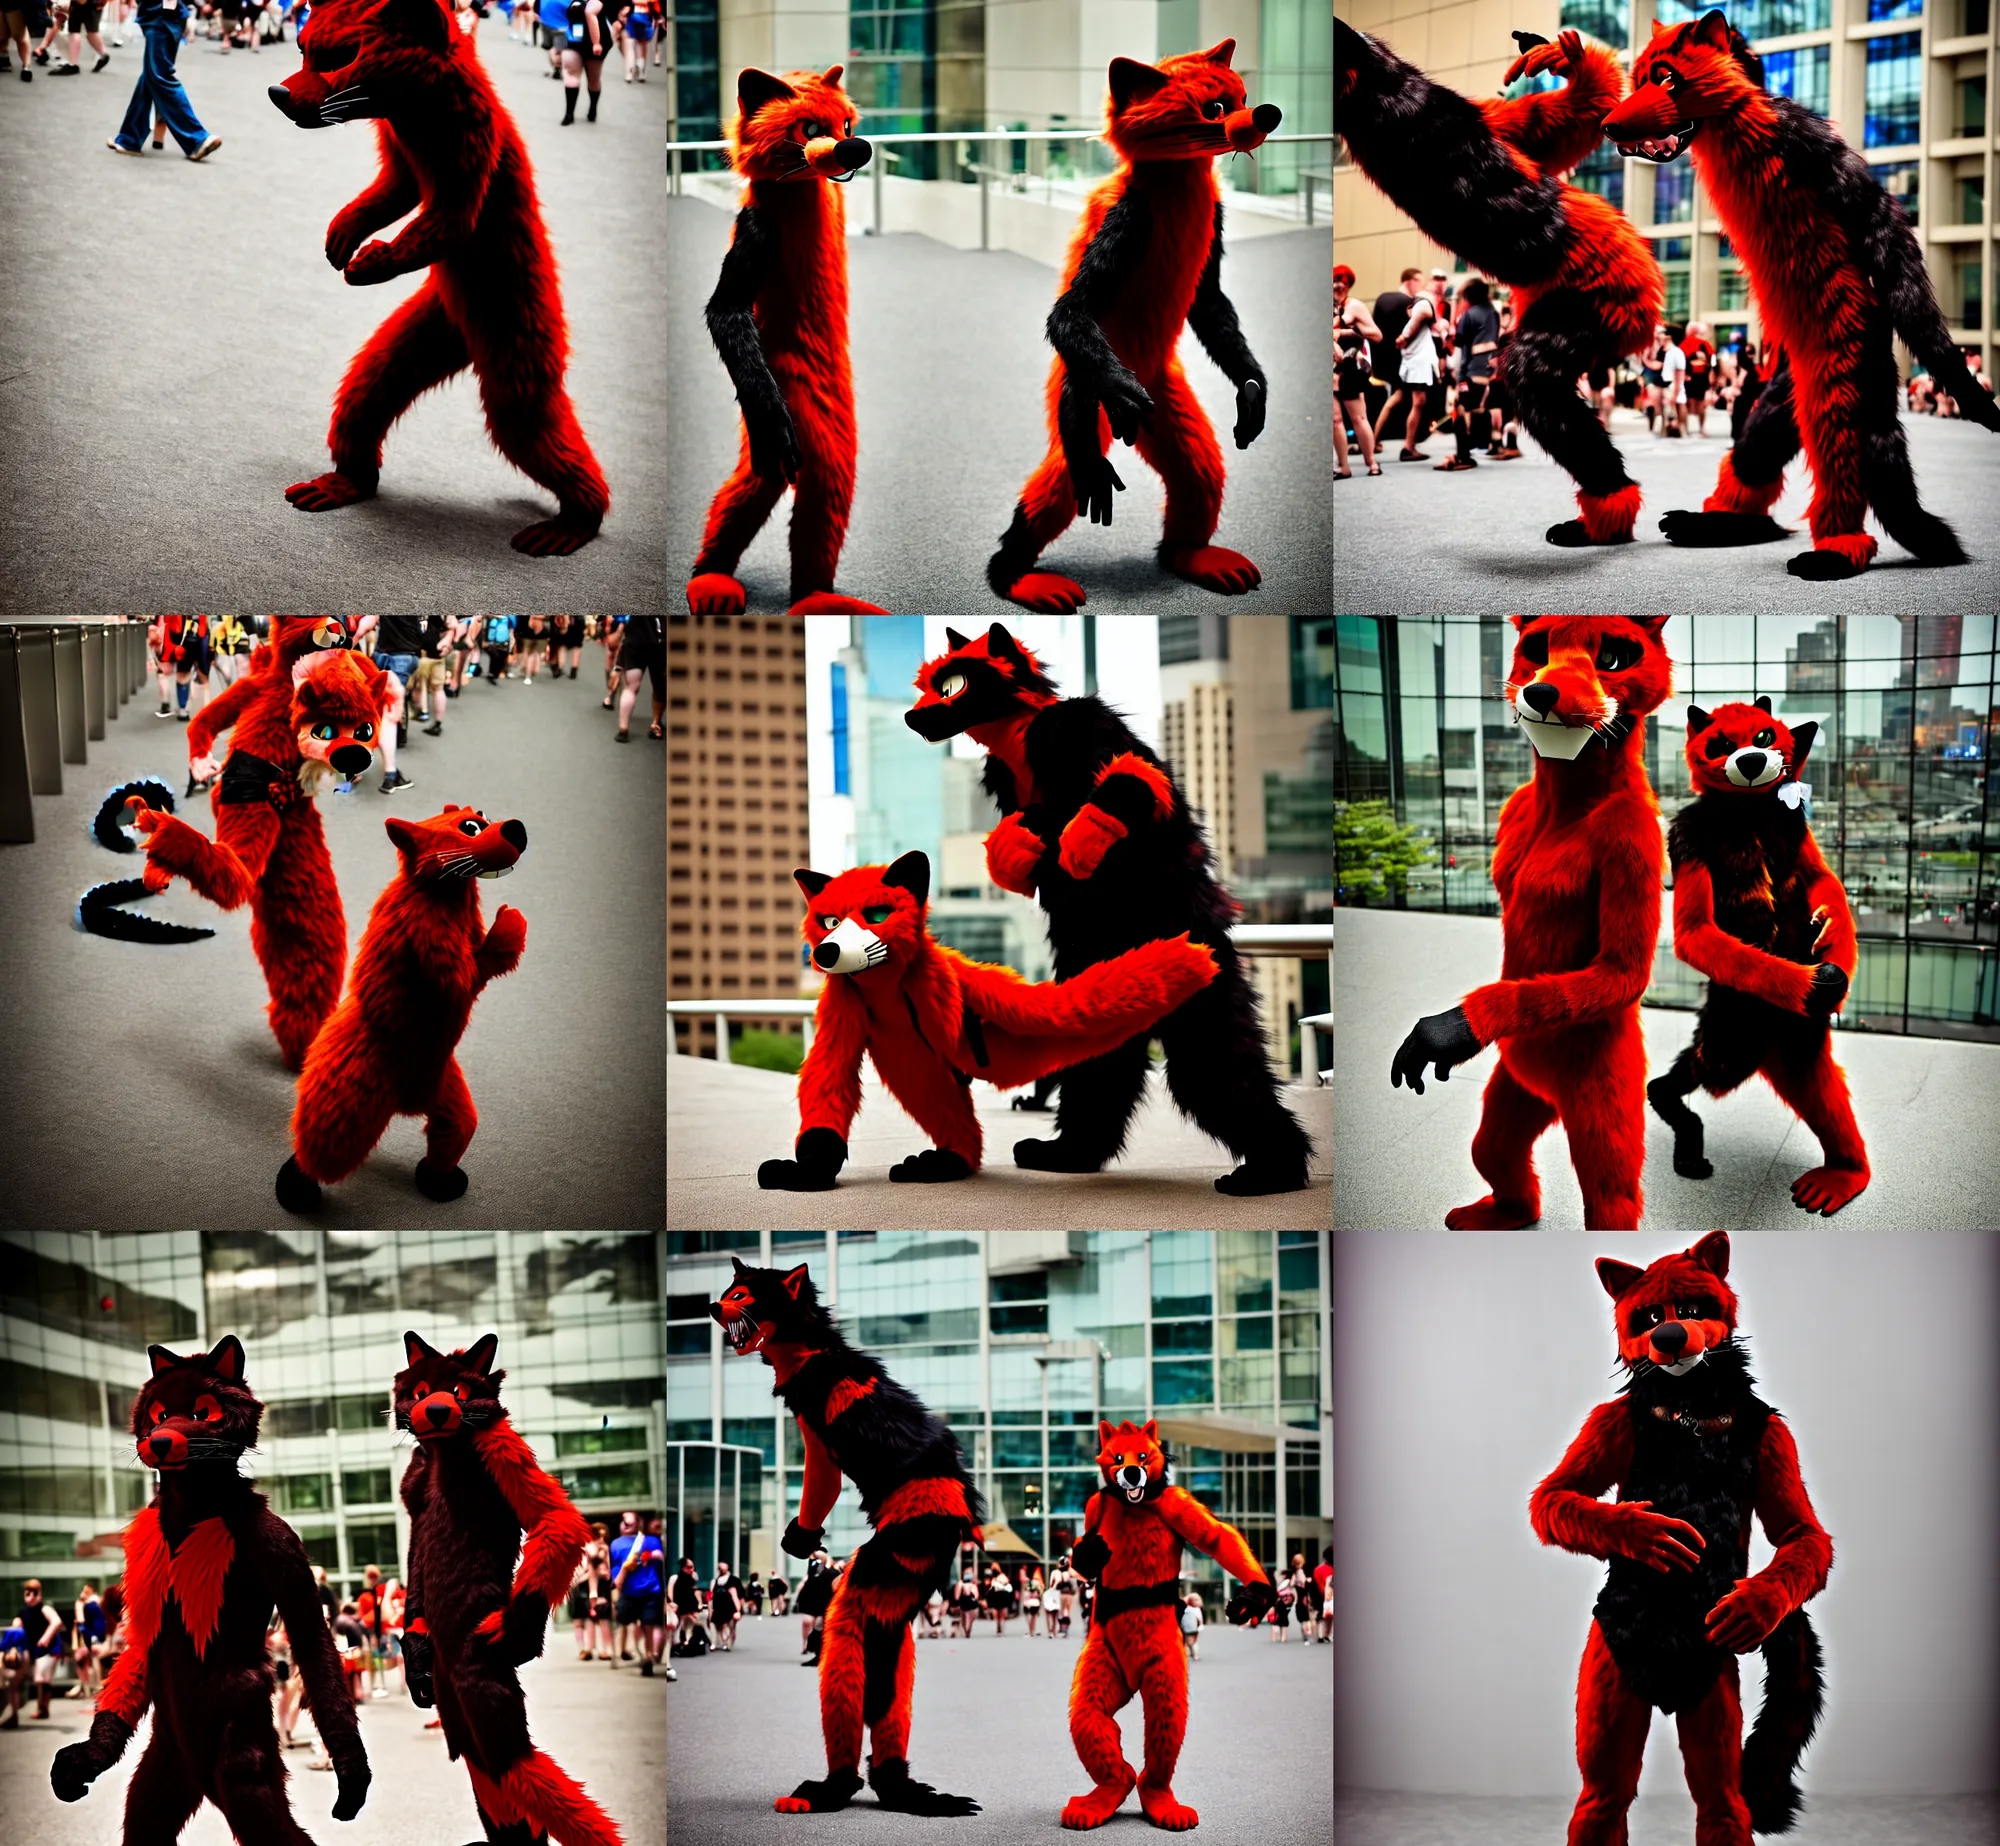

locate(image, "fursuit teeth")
(79, 781), (217, 944)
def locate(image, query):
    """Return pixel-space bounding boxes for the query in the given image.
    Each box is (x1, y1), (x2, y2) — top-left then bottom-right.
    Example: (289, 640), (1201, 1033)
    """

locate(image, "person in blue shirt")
(481, 613), (517, 683)
(106, 0), (217, 159)
(609, 1510), (665, 1676)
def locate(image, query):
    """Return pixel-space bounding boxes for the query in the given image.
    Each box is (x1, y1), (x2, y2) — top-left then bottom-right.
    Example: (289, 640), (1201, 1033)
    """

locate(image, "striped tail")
(469, 1751), (624, 1846)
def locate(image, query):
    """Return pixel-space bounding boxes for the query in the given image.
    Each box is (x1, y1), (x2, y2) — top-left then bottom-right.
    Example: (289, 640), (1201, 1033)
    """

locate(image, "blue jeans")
(116, 17), (207, 155)
(376, 653), (419, 689)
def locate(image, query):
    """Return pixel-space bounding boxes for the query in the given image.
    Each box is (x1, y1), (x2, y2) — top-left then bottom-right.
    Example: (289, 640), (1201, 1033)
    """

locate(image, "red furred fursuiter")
(988, 41), (1281, 609)
(687, 66), (886, 616)
(905, 623), (1313, 1195)
(1532, 1235), (1832, 1846)
(129, 620), (393, 1070)
(277, 805), (527, 1214)
(394, 1334), (620, 1846)
(1607, 9), (2000, 580)
(49, 1336), (371, 1841)
(1061, 1420), (1272, 1831)
(1335, 19), (1663, 546)
(1647, 700), (1869, 1216)
(269, 0), (610, 556)
(1391, 617), (1672, 1229)
(710, 1260), (984, 1819)
(758, 847), (1215, 1189)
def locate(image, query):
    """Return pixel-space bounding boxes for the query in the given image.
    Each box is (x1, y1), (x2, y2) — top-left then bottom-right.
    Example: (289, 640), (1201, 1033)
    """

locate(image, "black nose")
(149, 1434), (173, 1456)
(268, 85), (292, 112)
(813, 942), (841, 970)
(1521, 683), (1560, 716)
(500, 818), (527, 853)
(1735, 751), (1766, 781)
(834, 136), (872, 171)
(330, 744), (371, 775)
(1652, 1322), (1688, 1354)
(1251, 104), (1282, 133)
(426, 1402), (450, 1426)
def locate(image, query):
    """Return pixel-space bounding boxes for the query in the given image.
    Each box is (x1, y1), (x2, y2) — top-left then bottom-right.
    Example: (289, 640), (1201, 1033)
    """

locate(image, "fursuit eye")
(1753, 728), (1776, 748)
(1202, 98), (1226, 119)
(1705, 734), (1733, 760)
(820, 914), (841, 930)
(413, 1381), (428, 1398)
(458, 818), (483, 837)
(354, 723), (374, 743)
(862, 905), (892, 924)
(1518, 630), (1550, 667)
(1596, 638), (1640, 672)
(150, 1404), (166, 1425)
(937, 672), (967, 699)
(195, 1395), (222, 1422)
(312, 723), (337, 741)
(455, 1385), (468, 1402)
(802, 120), (825, 140)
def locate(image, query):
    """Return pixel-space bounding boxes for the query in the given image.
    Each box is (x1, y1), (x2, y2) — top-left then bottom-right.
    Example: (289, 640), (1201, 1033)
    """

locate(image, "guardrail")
(0, 619), (151, 843)
(665, 128), (1338, 239)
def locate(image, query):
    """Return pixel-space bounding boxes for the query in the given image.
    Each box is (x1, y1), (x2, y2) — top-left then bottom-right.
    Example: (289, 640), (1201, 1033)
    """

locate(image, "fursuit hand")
(399, 1628), (434, 1708)
(1225, 1579), (1276, 1626)
(747, 404), (802, 487)
(1070, 446), (1126, 528)
(1615, 1501), (1706, 1574)
(782, 1518), (826, 1561)
(1388, 1006), (1481, 1095)
(1802, 960), (1847, 1017)
(50, 1739), (114, 1803)
(484, 904), (528, 965)
(330, 1747), (371, 1822)
(1098, 364), (1155, 447)
(1504, 27), (1581, 86)
(1233, 376), (1266, 450)
(1704, 1577), (1788, 1653)
(985, 811), (1046, 897)
(1057, 804), (1127, 881)
(325, 214), (369, 272)
(1068, 1531), (1110, 1581)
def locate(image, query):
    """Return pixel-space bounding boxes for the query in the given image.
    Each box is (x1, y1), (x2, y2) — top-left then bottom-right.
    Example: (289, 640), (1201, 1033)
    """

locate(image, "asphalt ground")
(667, 1056), (1333, 1232)
(1332, 411), (2000, 617)
(0, 1646), (663, 1845)
(1334, 908), (2000, 1231)
(0, 24), (666, 613)
(664, 197), (1334, 614)
(0, 642), (664, 1229)
(667, 1604), (1332, 1846)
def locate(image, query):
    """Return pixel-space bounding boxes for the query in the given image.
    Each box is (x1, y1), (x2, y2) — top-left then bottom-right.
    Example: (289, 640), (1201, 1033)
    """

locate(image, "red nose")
(145, 1429), (187, 1465)
(1603, 87), (1684, 140)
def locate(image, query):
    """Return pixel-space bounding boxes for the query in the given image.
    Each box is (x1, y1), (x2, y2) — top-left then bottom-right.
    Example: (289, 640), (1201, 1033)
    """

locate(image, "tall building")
(839, 617), (945, 873)
(1334, 0), (1998, 383)
(666, 1232), (1330, 1594)
(667, 615), (810, 1058)
(1, 1234), (666, 1616)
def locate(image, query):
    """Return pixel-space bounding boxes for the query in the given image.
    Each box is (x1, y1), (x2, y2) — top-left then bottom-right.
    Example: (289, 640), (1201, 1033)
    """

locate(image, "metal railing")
(666, 129), (1338, 241)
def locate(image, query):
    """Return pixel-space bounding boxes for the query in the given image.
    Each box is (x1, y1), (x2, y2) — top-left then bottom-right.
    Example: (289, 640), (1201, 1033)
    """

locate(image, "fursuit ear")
(1690, 8), (1734, 51)
(461, 1332), (500, 1376)
(821, 63), (843, 86)
(794, 868), (833, 899)
(731, 1256), (751, 1276)
(1787, 721), (1818, 774)
(737, 66), (797, 119)
(781, 1264), (811, 1300)
(1596, 1257), (1646, 1300)
(983, 622), (1035, 675)
(945, 627), (972, 651)
(1624, 616), (1669, 637)
(403, 1330), (440, 1367)
(883, 850), (930, 907)
(148, 1344), (182, 1376)
(1754, 694), (1774, 713)
(1107, 56), (1173, 111)
(385, 817), (425, 864)
(1200, 38), (1236, 68)
(1099, 1419), (1116, 1444)
(1685, 705), (1713, 737)
(1689, 1231), (1731, 1280)
(370, 0), (451, 55)
(206, 1334), (246, 1382)
(1142, 1419), (1159, 1441)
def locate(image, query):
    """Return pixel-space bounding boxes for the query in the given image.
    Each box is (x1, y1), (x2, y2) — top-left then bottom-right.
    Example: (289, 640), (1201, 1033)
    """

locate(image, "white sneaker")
(664, 1666), (677, 1681)
(187, 134), (221, 160)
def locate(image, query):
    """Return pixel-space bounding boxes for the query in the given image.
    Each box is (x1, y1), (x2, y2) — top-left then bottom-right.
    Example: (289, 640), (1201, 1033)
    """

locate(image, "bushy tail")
(1741, 1609), (1824, 1835)
(471, 1750), (624, 1846)
(78, 879), (216, 945)
(92, 779), (178, 854)
(952, 934), (1216, 1040)
(1870, 208), (2000, 432)
(1863, 423), (1967, 566)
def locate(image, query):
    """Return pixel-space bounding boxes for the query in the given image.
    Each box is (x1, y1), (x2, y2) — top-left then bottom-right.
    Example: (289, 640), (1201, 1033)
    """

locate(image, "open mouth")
(1614, 121), (1698, 162)
(726, 1314), (762, 1354)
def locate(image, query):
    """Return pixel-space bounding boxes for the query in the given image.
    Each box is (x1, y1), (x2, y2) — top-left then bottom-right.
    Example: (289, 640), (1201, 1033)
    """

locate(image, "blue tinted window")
(1764, 45), (1830, 118)
(1876, 160), (1920, 224)
(1655, 0), (1830, 31)
(1865, 32), (1922, 148)
(1561, 0), (1627, 48)
(1867, 0), (1920, 17)
(830, 661), (848, 795)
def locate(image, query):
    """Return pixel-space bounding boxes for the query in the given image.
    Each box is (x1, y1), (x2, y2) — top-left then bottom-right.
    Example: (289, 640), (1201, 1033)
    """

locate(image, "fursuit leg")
(478, 361), (610, 558)
(1139, 363), (1259, 597)
(251, 813), (347, 1072)
(1157, 963), (1313, 1194)
(1855, 331), (1966, 567)
(1647, 1044), (1714, 1180)
(865, 1616), (978, 1816)
(1446, 1058), (1556, 1229)
(1062, 1624), (1137, 1829)
(1761, 1037), (1870, 1217)
(1568, 1620), (1650, 1846)
(1015, 1033), (1150, 1174)
(1676, 1658), (1752, 1846)
(122, 1729), (205, 1846)
(688, 425), (787, 613)
(784, 388), (882, 614)
(454, 1654), (622, 1846)
(1786, 351), (1877, 580)
(416, 1055), (479, 1202)
(776, 1572), (865, 1812)
(208, 1695), (315, 1846)
(1661, 357), (1798, 547)
(1554, 1018), (1646, 1231)
(990, 436), (1086, 613)
(1134, 1628), (1197, 1831)
(1509, 293), (1642, 546)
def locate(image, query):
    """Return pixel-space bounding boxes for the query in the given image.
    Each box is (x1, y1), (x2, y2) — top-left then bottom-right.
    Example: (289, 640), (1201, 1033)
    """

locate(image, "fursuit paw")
(275, 1156), (324, 1215)
(511, 516), (598, 557)
(1138, 1783), (1200, 1831)
(1444, 1194), (1539, 1230)
(1068, 1532), (1110, 1580)
(414, 1158), (470, 1202)
(1061, 1774), (1136, 1830)
(775, 1769), (864, 1814)
(1544, 519), (1630, 547)
(985, 811), (1046, 896)
(286, 470), (374, 512)
(1057, 803), (1127, 880)
(50, 1741), (113, 1803)
(1673, 1148), (1714, 1180)
(1802, 961), (1848, 1016)
(869, 1758), (981, 1817)
(1787, 547), (1864, 581)
(780, 1518), (825, 1561)
(1014, 1136), (1107, 1174)
(330, 1755), (371, 1823)
(888, 1147), (974, 1183)
(399, 1629), (434, 1708)
(1790, 1165), (1868, 1216)
(1658, 509), (1789, 547)
(787, 593), (889, 614)
(1225, 1579), (1276, 1625)
(341, 239), (401, 286)
(686, 572), (747, 615)
(1162, 545), (1261, 594)
(1215, 1161), (1310, 1196)
(1005, 570), (1088, 612)
(760, 1127), (847, 1192)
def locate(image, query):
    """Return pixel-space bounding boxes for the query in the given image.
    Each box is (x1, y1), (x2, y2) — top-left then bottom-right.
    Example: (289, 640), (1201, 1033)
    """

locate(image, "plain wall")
(1334, 1232), (2000, 1797)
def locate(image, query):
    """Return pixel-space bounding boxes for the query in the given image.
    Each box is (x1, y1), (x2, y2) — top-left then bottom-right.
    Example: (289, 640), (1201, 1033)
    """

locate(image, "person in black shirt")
(1438, 277), (1502, 472)
(1370, 266), (1424, 447)
(366, 614), (422, 794)
(614, 613), (665, 744)
(411, 615), (452, 735)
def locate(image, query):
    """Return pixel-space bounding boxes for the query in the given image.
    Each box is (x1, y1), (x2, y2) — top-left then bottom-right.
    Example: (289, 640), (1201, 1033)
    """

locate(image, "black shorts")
(1336, 359), (1370, 400)
(568, 1582), (590, 1622)
(70, 0), (102, 26)
(1587, 365), (1613, 392)
(625, 647), (665, 699)
(1457, 379), (1490, 415)
(1685, 382), (1709, 404)
(617, 1593), (664, 1627)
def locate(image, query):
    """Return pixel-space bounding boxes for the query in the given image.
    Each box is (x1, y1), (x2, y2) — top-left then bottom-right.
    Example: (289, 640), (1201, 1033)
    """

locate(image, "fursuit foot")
(274, 1156), (323, 1215)
(1162, 544), (1261, 595)
(1061, 1768), (1137, 1830)
(775, 1768), (864, 1814)
(787, 592), (889, 614)
(1791, 1165), (1868, 1216)
(1014, 1136), (1108, 1174)
(686, 572), (748, 614)
(1544, 519), (1631, 547)
(1444, 1193), (1540, 1230)
(1646, 1075), (1713, 1179)
(888, 1147), (974, 1183)
(1138, 1781), (1199, 1831)
(414, 1158), (470, 1202)
(1786, 548), (1865, 581)
(1658, 509), (1789, 547)
(1005, 570), (1087, 612)
(869, 1757), (980, 1817)
(286, 470), (375, 512)
(1215, 1160), (1310, 1196)
(511, 516), (598, 557)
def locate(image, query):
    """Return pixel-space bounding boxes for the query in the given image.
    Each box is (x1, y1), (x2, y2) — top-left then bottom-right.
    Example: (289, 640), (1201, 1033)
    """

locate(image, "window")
(1868, 0), (1921, 15)
(1877, 160), (1921, 225)
(1155, 1320), (1213, 1354)
(1864, 33), (1922, 149)
(1150, 1232), (1212, 1318)
(1571, 142), (1624, 212)
(1561, 0), (1626, 47)
(1956, 257), (1983, 331)
(346, 1521), (399, 1569)
(340, 1469), (391, 1507)
(1656, 0), (1829, 30)
(1289, 619), (1334, 710)
(269, 1473), (332, 1514)
(1152, 1358), (1213, 1406)
(1764, 45), (1830, 119)
(1961, 175), (1986, 225)
(1278, 1234), (1322, 1306)
(1652, 162), (1696, 225)
(989, 1273), (1049, 1337)
(554, 1427), (646, 1458)
(831, 661), (849, 795)
(1960, 75), (1988, 138)
(1217, 1232), (1273, 1312)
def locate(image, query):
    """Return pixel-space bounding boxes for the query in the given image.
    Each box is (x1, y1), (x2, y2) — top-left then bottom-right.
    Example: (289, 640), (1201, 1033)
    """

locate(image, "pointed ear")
(883, 850), (930, 907)
(1787, 721), (1818, 772)
(1201, 38), (1235, 67)
(1107, 56), (1173, 111)
(781, 1264), (811, 1300)
(1596, 1257), (1646, 1300)
(461, 1332), (500, 1376)
(945, 627), (971, 651)
(821, 63), (843, 85)
(1754, 694), (1773, 713)
(1098, 1420), (1115, 1444)
(206, 1334), (246, 1381)
(1625, 616), (1669, 636)
(385, 817), (424, 864)
(985, 623), (1035, 678)
(731, 1256), (750, 1276)
(1685, 705), (1712, 737)
(148, 1345), (180, 1376)
(1509, 614), (1538, 634)
(1692, 9), (1734, 50)
(794, 868), (833, 898)
(1142, 1419), (1158, 1441)
(403, 1331), (438, 1368)
(737, 66), (796, 119)
(1690, 1231), (1731, 1280)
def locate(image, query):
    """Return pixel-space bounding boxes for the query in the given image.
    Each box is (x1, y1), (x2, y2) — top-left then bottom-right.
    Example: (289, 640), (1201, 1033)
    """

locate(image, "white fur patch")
(1512, 695), (1595, 760)
(1653, 1349), (1708, 1377)
(819, 917), (889, 975)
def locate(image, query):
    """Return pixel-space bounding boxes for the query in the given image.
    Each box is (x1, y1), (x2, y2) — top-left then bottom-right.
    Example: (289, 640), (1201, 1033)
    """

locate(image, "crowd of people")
(1337, 261), (1996, 478)
(143, 610), (667, 798)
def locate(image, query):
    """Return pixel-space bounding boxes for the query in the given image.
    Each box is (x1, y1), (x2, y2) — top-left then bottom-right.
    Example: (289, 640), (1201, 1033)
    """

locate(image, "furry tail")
(470, 1750), (624, 1846)
(93, 779), (178, 854)
(1741, 1609), (1824, 1834)
(954, 934), (1217, 1040)
(78, 879), (217, 945)
(1863, 422), (1967, 565)
(1870, 209), (2000, 432)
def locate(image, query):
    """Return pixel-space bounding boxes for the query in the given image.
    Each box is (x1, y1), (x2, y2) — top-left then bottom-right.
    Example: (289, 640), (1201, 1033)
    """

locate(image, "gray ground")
(667, 1606), (1331, 1845)
(665, 199), (1333, 613)
(0, 29), (665, 612)
(0, 1647), (662, 1844)
(1333, 411), (2000, 616)
(667, 1056), (1332, 1232)
(1334, 1789), (2000, 1846)
(1334, 908), (2000, 1230)
(0, 640), (663, 1229)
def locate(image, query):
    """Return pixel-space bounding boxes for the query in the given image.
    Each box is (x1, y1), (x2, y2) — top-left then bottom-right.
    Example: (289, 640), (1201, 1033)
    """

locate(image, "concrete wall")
(719, 0), (848, 86)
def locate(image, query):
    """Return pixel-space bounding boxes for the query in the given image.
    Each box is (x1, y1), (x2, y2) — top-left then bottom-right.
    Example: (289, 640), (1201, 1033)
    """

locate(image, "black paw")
(780, 1769), (864, 1813)
(781, 1519), (825, 1560)
(414, 1158), (469, 1202)
(275, 1156), (323, 1215)
(1069, 1532), (1111, 1579)
(758, 1158), (839, 1191)
(870, 1759), (981, 1817)
(50, 1743), (106, 1803)
(1545, 519), (1629, 548)
(1804, 961), (1849, 1015)
(889, 1148), (973, 1183)
(331, 1760), (370, 1822)
(1216, 1163), (1310, 1196)
(1658, 509), (1789, 547)
(1674, 1153), (1715, 1180)
(1014, 1136), (1107, 1173)
(1787, 548), (1863, 581)
(1226, 1580), (1277, 1625)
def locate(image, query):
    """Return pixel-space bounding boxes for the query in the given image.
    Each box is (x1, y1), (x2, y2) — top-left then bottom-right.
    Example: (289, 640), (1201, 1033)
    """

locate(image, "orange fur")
(475, 1420), (593, 1611)
(875, 1477), (973, 1526)
(824, 1375), (877, 1422)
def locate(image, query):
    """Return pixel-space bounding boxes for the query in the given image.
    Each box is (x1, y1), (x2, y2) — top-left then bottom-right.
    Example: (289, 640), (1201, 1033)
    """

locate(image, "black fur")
(1187, 200), (1268, 450)
(988, 504), (1043, 597)
(1509, 287), (1641, 520)
(79, 877), (219, 946)
(704, 206), (800, 485)
(93, 778), (177, 853)
(1742, 1606), (1826, 1834)
(1661, 356), (1799, 547)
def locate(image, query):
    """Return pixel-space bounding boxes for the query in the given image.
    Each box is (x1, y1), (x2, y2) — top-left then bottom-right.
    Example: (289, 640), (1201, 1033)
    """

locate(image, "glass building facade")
(1333, 617), (2000, 1041)
(1, 1234), (666, 1623)
(667, 1232), (1330, 1595)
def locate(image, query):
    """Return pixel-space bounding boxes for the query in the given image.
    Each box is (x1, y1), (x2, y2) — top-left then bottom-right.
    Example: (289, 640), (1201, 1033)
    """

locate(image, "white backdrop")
(1334, 1232), (1999, 1797)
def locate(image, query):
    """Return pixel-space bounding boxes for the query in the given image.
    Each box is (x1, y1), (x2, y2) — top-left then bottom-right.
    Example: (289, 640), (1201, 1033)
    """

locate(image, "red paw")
(1164, 546), (1261, 595)
(1444, 1195), (1540, 1231)
(511, 517), (597, 557)
(342, 240), (400, 286)
(787, 592), (889, 614)
(1790, 1166), (1868, 1216)
(286, 472), (372, 512)
(1138, 1783), (1199, 1830)
(774, 1797), (813, 1814)
(1060, 1776), (1134, 1829)
(1007, 571), (1086, 612)
(686, 573), (747, 614)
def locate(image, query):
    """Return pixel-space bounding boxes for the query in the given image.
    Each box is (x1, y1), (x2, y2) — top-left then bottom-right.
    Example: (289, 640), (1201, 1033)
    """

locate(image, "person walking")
(4, 1580), (65, 1724)
(519, 613), (550, 685)
(612, 1513), (667, 1676)
(1393, 275), (1444, 462)
(1313, 1546), (1334, 1644)
(66, 1584), (103, 1700)
(768, 1570), (789, 1619)
(1436, 276), (1501, 473)
(1369, 266), (1422, 446)
(365, 614), (421, 794)
(614, 612), (665, 743)
(988, 1563), (1015, 1636)
(708, 1561), (740, 1652)
(1041, 1571), (1061, 1639)
(1180, 1589), (1203, 1664)
(269, 1615), (303, 1746)
(617, 0), (651, 82)
(48, 0), (110, 74)
(558, 0), (609, 123)
(411, 614), (453, 737)
(1681, 321), (1716, 438)
(107, 0), (217, 158)
(480, 611), (516, 683)
(1056, 1556), (1076, 1639)
(1659, 326), (1688, 438)
(1024, 1565), (1045, 1637)
(793, 1550), (836, 1665)
(950, 1566), (980, 1640)
(1333, 265), (1383, 479)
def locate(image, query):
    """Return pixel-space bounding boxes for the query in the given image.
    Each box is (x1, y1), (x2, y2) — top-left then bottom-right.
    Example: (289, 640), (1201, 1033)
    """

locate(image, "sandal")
(1398, 448), (1429, 462)
(649, 723), (664, 739)
(1335, 470), (1352, 480)
(1366, 464), (1383, 476)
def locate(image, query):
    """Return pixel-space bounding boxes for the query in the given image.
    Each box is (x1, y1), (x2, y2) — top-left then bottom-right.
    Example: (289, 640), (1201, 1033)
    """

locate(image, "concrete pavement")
(1335, 908), (2000, 1231)
(666, 198), (1334, 613)
(1333, 410), (2000, 616)
(667, 1057), (1332, 1231)
(0, 26), (666, 612)
(668, 1603), (1331, 1846)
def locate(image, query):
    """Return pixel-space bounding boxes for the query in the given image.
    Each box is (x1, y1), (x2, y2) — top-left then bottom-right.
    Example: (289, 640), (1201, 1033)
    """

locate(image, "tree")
(1334, 801), (1433, 909)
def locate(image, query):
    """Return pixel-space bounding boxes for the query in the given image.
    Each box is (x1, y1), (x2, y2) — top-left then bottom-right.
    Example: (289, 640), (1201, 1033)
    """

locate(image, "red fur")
(289, 804), (526, 1193)
(1448, 618), (1670, 1231)
(469, 1750), (624, 1846)
(1703, 450), (1783, 518)
(790, 860), (1215, 1170)
(1098, 751), (1175, 818)
(874, 1476), (973, 1526)
(795, 1418), (843, 1530)
(474, 1419), (594, 1610)
(1577, 483), (1643, 544)
(274, 0), (608, 553)
(132, 625), (393, 1069)
(823, 1375), (877, 1422)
